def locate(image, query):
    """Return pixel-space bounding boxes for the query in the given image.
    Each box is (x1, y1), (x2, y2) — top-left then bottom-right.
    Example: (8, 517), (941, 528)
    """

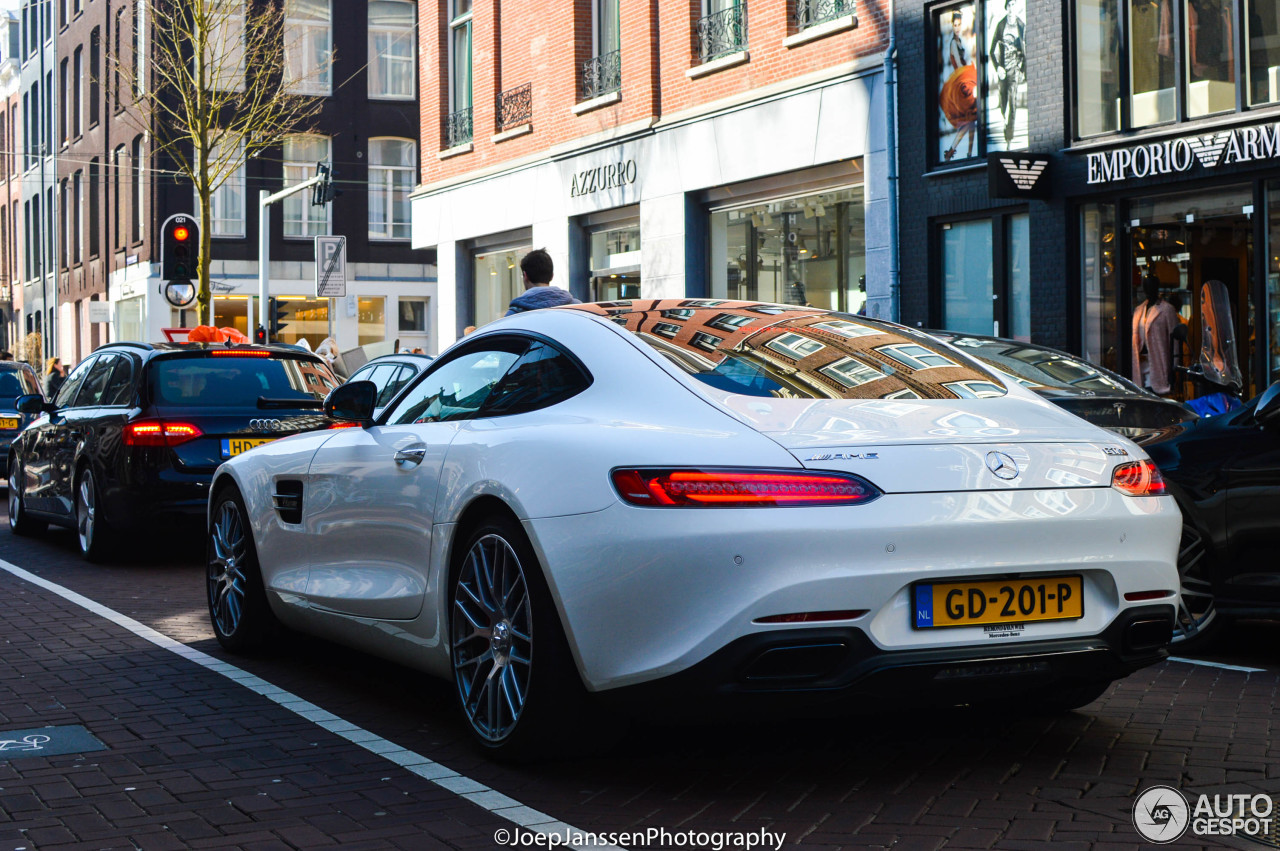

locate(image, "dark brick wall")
(896, 0), (1070, 349)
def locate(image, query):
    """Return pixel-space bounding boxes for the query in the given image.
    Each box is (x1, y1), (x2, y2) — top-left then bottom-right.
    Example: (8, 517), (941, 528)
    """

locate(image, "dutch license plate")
(0, 417), (19, 430)
(221, 438), (276, 458)
(913, 576), (1084, 629)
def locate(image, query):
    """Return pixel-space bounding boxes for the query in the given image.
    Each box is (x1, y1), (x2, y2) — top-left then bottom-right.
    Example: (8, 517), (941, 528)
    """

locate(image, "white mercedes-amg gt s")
(206, 300), (1180, 757)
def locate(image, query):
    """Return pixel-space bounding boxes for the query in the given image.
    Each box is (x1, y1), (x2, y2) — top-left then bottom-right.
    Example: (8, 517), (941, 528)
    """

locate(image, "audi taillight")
(611, 468), (880, 507)
(124, 420), (204, 447)
(1111, 459), (1166, 496)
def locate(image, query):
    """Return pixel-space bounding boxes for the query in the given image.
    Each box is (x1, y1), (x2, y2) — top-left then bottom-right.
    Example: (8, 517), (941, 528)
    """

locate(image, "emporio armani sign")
(987, 153), (1051, 199)
(1086, 123), (1280, 184)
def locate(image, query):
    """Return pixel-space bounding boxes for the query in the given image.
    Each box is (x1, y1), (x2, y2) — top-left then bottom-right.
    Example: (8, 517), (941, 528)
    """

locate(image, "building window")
(283, 135), (331, 238)
(711, 187), (867, 313)
(398, 298), (428, 332)
(1073, 0), (1276, 134)
(73, 45), (82, 138)
(368, 138), (414, 240)
(652, 322), (681, 337)
(208, 0), (247, 91)
(819, 357), (886, 388)
(930, 0), (1027, 165)
(209, 139), (245, 237)
(795, 0), (852, 31)
(369, 0), (415, 99)
(132, 1), (141, 99)
(697, 0), (747, 64)
(90, 28), (100, 127)
(285, 0), (332, 95)
(130, 135), (143, 243)
(878, 343), (958, 370)
(89, 158), (100, 257)
(766, 332), (825, 359)
(59, 178), (68, 268)
(59, 57), (67, 144)
(359, 297), (387, 346)
(474, 244), (530, 326)
(939, 213), (1030, 340)
(582, 0), (621, 100)
(72, 170), (82, 263)
(114, 8), (125, 111)
(446, 0), (472, 147)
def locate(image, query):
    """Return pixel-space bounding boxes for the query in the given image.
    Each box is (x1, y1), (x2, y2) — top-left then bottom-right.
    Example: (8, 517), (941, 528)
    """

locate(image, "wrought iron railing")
(580, 49), (621, 101)
(795, 0), (851, 31)
(697, 2), (747, 64)
(496, 83), (533, 130)
(445, 106), (473, 148)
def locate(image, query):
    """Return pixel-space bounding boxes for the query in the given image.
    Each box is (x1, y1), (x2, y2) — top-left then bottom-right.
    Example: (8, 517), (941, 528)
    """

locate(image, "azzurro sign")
(1086, 123), (1280, 184)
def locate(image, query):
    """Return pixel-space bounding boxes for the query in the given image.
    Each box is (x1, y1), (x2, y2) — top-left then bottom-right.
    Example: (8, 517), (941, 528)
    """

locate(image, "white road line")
(1167, 656), (1267, 673)
(0, 558), (620, 851)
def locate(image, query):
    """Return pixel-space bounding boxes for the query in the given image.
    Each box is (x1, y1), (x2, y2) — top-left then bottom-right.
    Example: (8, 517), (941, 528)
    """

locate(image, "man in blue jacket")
(505, 248), (581, 316)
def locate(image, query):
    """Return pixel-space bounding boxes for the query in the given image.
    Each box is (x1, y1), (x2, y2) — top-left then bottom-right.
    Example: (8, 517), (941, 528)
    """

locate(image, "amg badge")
(807, 452), (879, 461)
(1102, 446), (1130, 456)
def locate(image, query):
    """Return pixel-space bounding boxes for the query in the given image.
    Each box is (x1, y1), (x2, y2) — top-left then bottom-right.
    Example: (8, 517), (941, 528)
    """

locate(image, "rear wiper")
(257, 396), (323, 409)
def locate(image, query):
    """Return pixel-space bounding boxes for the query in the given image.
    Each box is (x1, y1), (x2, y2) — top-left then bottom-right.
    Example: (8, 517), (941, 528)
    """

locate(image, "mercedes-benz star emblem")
(985, 451), (1020, 480)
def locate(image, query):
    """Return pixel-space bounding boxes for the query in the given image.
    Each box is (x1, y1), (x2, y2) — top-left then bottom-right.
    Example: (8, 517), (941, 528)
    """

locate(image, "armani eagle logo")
(999, 157), (1047, 191)
(1185, 132), (1232, 168)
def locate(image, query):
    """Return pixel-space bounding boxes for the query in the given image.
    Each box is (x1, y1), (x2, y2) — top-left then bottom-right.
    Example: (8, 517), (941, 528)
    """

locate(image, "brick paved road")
(0, 520), (1274, 850)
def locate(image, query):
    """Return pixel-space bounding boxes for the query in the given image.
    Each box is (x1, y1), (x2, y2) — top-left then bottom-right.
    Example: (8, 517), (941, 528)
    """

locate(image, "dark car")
(7, 342), (341, 561)
(343, 353), (433, 418)
(927, 332), (1197, 443)
(0, 362), (44, 460)
(1142, 381), (1280, 649)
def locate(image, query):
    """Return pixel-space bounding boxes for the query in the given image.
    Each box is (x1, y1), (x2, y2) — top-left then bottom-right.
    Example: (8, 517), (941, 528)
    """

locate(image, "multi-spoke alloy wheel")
(451, 533), (533, 744)
(76, 471), (97, 553)
(7, 459), (45, 537)
(209, 500), (249, 640)
(1172, 522), (1218, 648)
(205, 491), (276, 652)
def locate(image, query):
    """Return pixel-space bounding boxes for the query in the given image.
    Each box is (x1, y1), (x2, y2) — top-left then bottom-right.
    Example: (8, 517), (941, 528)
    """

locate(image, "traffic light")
(269, 298), (289, 341)
(161, 214), (199, 281)
(311, 162), (339, 206)
(254, 325), (267, 344)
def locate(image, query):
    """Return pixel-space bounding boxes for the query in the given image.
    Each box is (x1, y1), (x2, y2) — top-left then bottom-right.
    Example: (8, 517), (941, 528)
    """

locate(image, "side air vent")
(272, 480), (304, 524)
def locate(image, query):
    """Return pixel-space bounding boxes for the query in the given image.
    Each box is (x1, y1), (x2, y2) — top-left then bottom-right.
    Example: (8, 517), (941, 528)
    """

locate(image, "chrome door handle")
(394, 446), (427, 467)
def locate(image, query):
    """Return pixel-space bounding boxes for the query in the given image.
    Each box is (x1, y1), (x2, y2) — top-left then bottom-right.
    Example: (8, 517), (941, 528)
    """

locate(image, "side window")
(54, 355), (96, 408)
(386, 344), (525, 425)
(348, 364), (379, 383)
(101, 355), (137, 406)
(482, 342), (591, 416)
(377, 364), (415, 407)
(74, 354), (117, 407)
(22, 369), (41, 395)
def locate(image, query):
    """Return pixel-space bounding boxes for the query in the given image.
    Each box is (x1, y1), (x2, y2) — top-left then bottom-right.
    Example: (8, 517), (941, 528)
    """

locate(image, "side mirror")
(15, 394), (46, 415)
(1256, 381), (1280, 426)
(323, 380), (377, 426)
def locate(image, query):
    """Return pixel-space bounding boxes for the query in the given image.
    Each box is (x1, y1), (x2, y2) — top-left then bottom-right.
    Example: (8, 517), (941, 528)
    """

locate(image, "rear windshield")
(149, 355), (339, 407)
(939, 337), (1141, 394)
(0, 369), (39, 400)
(567, 300), (1007, 400)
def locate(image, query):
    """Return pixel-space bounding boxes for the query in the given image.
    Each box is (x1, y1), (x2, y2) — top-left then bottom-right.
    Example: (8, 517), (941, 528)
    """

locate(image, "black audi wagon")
(7, 342), (340, 560)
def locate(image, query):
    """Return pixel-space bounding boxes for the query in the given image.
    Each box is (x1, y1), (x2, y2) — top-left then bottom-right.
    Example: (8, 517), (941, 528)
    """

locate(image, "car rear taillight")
(1111, 459), (1166, 496)
(210, 349), (271, 357)
(124, 420), (204, 447)
(328, 422), (360, 429)
(611, 468), (880, 507)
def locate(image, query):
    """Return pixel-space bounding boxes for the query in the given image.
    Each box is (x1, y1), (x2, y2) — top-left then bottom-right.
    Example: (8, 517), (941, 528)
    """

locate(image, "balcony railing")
(795, 0), (852, 31)
(580, 49), (621, 101)
(496, 83), (533, 131)
(696, 2), (747, 64)
(445, 106), (473, 149)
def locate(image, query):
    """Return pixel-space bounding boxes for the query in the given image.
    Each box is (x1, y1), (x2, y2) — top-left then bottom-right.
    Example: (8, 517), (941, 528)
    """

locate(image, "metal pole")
(258, 189), (269, 336)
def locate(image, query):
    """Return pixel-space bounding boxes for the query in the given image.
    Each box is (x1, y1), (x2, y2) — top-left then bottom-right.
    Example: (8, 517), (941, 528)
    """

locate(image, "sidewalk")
(0, 566), (510, 851)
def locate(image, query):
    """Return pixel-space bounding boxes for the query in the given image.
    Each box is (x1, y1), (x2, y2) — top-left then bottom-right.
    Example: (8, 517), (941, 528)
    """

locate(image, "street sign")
(315, 235), (347, 298)
(88, 302), (112, 323)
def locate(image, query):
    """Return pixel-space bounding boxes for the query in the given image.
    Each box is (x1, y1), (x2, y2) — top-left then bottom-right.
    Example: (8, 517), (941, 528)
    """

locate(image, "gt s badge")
(1102, 446), (1130, 457)
(807, 452), (879, 461)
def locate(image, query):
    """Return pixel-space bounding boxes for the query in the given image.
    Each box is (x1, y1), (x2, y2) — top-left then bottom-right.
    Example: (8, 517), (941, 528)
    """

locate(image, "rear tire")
(207, 490), (278, 652)
(8, 458), (46, 537)
(75, 467), (113, 562)
(1171, 520), (1222, 653)
(448, 515), (597, 761)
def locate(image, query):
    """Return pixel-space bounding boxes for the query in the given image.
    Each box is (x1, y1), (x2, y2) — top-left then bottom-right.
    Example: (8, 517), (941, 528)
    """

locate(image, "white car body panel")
(212, 303), (1182, 704)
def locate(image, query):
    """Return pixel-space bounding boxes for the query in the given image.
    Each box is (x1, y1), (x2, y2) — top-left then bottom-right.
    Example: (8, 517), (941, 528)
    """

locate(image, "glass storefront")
(277, 297), (330, 348)
(474, 245), (529, 327)
(711, 187), (866, 312)
(589, 224), (641, 301)
(942, 219), (994, 335)
(1081, 203), (1119, 372)
(213, 296), (250, 336)
(358, 296), (386, 346)
(117, 296), (144, 342)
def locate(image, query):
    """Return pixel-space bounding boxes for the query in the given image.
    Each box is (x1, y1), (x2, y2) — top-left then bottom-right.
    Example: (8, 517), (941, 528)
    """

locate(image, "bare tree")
(113, 0), (328, 325)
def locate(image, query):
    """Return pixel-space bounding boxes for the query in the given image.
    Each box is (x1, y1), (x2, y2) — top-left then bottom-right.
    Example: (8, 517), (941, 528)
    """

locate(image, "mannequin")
(1131, 273), (1179, 395)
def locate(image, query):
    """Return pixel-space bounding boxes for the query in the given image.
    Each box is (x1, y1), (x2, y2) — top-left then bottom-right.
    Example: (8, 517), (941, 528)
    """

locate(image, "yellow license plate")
(221, 437), (276, 458)
(0, 417), (18, 430)
(913, 576), (1084, 629)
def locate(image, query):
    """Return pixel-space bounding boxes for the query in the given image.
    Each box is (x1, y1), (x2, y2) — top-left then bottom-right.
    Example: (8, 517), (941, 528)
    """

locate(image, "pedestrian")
(504, 249), (580, 316)
(44, 357), (65, 399)
(410, 347), (425, 354)
(0, 350), (12, 361)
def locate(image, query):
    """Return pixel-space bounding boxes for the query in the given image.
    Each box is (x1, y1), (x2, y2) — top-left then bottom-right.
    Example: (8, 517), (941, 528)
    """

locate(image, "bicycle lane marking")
(0, 556), (623, 850)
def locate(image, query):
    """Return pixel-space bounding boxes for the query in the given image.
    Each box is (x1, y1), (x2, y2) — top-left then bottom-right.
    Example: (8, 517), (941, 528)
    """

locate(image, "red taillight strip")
(124, 420), (204, 447)
(1111, 459), (1166, 497)
(611, 468), (880, 507)
(210, 349), (272, 357)
(754, 610), (868, 624)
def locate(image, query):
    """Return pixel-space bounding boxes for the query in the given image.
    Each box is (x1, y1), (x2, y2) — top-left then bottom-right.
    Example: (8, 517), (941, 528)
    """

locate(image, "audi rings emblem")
(249, 419), (286, 432)
(985, 451), (1020, 480)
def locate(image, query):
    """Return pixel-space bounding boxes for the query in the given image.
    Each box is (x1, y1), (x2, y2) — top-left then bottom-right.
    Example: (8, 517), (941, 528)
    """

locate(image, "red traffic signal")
(161, 214), (199, 282)
(173, 226), (190, 242)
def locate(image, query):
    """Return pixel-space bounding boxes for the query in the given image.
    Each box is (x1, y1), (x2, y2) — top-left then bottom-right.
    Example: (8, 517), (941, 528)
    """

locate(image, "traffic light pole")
(257, 171), (330, 339)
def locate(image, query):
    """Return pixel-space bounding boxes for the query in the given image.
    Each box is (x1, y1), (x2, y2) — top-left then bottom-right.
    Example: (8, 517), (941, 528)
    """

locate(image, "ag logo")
(1133, 785), (1190, 843)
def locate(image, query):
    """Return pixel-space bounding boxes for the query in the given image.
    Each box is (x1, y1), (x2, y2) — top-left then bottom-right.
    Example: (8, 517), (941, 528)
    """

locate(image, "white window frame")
(447, 0), (472, 113)
(284, 0), (332, 95)
(207, 138), (245, 238)
(765, 331), (824, 360)
(819, 356), (883, 388)
(283, 134), (331, 239)
(207, 0), (246, 93)
(368, 137), (414, 241)
(877, 343), (957, 371)
(368, 0), (415, 100)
